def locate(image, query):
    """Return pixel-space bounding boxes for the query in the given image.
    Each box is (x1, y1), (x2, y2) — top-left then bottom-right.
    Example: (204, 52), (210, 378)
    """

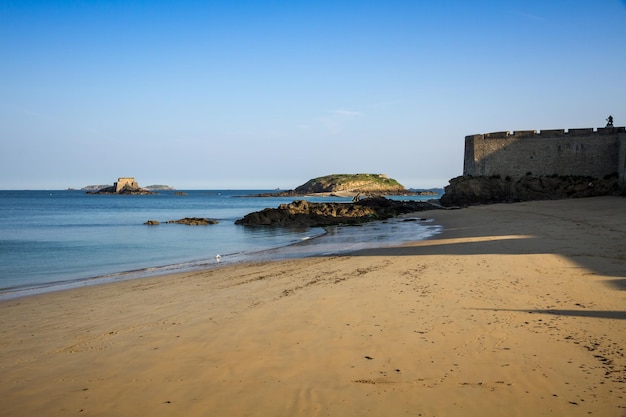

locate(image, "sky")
(1, 0), (625, 190)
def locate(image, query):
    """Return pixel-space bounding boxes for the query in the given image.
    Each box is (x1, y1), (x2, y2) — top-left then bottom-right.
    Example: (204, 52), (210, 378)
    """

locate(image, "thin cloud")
(332, 109), (362, 117)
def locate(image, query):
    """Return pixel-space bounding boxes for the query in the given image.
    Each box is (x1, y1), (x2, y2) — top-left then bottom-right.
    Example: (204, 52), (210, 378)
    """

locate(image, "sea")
(0, 189), (443, 300)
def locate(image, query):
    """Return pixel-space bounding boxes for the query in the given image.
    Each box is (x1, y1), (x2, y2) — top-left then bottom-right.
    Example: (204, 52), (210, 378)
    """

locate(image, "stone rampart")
(464, 127), (626, 188)
(114, 177), (139, 192)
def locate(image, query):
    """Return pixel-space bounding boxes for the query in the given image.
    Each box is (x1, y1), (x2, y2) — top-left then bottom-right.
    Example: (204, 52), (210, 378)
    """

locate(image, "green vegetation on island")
(295, 173), (404, 194)
(247, 173), (425, 197)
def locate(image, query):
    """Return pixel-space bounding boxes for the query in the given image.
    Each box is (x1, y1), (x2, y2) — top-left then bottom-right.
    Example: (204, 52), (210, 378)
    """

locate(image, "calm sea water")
(0, 189), (442, 299)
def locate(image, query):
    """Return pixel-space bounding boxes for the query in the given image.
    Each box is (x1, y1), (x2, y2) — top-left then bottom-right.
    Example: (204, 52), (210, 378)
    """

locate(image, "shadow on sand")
(469, 307), (626, 320)
(347, 200), (626, 285)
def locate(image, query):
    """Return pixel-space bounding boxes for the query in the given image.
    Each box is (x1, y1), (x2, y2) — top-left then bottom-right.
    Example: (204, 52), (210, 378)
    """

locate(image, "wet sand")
(1, 196), (625, 416)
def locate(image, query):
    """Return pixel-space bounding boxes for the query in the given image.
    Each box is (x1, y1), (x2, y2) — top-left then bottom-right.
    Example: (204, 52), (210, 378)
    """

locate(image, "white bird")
(215, 254), (221, 263)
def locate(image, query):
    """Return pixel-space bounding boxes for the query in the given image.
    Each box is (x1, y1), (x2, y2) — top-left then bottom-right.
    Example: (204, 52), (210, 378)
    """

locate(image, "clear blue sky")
(2, 0), (625, 190)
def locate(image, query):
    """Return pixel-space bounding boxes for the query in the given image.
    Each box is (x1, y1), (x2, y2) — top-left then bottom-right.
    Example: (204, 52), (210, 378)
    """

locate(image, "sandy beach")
(1, 196), (624, 416)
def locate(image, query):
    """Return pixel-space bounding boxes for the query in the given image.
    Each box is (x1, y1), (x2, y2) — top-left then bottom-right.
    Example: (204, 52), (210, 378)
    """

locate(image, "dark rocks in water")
(165, 217), (219, 225)
(235, 197), (439, 227)
(86, 184), (156, 195)
(144, 217), (218, 225)
(246, 190), (308, 198)
(440, 173), (623, 207)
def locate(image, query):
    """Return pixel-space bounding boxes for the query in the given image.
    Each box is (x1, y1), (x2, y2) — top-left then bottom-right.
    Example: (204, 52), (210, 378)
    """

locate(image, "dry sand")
(1, 196), (625, 416)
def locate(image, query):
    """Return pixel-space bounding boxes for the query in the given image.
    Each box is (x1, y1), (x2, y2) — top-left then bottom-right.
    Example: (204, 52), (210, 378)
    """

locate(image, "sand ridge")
(0, 197), (624, 416)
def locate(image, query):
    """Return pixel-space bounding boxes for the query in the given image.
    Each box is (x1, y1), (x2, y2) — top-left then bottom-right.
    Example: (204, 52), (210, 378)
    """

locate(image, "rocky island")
(81, 184), (112, 192)
(86, 177), (156, 195)
(248, 173), (431, 198)
(236, 174), (441, 227)
(144, 184), (176, 191)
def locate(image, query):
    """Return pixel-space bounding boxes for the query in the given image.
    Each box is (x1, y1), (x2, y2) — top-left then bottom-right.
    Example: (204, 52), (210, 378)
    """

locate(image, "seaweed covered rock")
(235, 197), (438, 227)
(165, 217), (219, 225)
(440, 174), (622, 207)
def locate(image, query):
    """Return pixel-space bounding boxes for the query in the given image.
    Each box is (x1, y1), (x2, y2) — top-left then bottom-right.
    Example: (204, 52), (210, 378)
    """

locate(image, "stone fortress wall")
(463, 126), (626, 188)
(114, 177), (139, 193)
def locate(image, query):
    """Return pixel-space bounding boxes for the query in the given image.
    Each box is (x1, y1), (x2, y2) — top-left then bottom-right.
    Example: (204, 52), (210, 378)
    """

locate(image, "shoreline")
(0, 212), (441, 301)
(1, 196), (624, 416)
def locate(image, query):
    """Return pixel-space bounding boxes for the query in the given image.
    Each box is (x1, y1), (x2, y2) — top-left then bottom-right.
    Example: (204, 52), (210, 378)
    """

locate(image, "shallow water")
(0, 189), (441, 299)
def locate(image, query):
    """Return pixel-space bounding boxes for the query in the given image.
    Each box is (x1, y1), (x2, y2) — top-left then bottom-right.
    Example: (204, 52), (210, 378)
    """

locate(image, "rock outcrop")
(235, 198), (439, 227)
(166, 217), (219, 225)
(247, 174), (421, 197)
(440, 174), (623, 207)
(144, 218), (218, 225)
(295, 174), (405, 194)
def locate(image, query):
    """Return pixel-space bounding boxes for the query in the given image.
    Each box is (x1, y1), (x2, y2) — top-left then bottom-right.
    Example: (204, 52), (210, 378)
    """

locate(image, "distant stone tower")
(114, 177), (139, 193)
